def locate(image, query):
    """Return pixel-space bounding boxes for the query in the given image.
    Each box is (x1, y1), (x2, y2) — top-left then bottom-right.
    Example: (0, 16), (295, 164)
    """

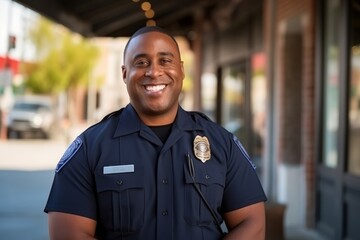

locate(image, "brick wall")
(264, 0), (316, 228)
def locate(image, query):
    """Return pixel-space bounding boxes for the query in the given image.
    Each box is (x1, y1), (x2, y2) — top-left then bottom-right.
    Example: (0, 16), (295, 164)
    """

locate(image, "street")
(0, 139), (69, 240)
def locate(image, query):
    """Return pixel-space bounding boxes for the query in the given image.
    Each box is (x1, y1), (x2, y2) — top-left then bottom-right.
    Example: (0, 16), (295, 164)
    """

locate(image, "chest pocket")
(183, 162), (225, 226)
(96, 166), (145, 234)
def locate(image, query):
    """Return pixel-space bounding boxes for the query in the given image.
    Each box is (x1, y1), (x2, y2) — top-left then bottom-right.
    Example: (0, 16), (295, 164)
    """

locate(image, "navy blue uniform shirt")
(44, 104), (267, 240)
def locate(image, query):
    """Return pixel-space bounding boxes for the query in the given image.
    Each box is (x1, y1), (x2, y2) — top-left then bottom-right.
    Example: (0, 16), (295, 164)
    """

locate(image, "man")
(44, 26), (267, 240)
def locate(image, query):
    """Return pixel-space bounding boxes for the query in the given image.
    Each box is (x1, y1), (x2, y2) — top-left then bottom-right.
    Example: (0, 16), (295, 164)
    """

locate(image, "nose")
(145, 63), (163, 77)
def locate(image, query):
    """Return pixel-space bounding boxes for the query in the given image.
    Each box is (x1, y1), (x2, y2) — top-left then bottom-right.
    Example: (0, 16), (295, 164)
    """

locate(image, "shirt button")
(205, 174), (210, 179)
(162, 179), (168, 184)
(116, 180), (123, 185)
(162, 210), (168, 216)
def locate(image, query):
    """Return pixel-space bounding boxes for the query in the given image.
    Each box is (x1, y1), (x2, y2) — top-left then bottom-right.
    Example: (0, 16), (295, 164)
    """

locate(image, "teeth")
(145, 85), (165, 92)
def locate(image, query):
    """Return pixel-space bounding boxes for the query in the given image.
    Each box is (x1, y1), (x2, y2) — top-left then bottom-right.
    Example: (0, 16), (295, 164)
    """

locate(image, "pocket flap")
(96, 165), (144, 193)
(184, 163), (225, 187)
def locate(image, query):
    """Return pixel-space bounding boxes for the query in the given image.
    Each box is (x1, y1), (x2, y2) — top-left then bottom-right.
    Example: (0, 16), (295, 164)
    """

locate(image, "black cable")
(186, 153), (227, 236)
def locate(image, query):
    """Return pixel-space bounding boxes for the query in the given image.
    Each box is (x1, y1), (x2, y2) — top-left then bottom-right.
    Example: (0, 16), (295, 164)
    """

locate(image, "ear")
(121, 65), (127, 83)
(180, 61), (185, 81)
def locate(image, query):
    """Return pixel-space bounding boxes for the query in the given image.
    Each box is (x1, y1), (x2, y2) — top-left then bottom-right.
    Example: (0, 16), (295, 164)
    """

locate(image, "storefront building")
(316, 0), (360, 239)
(197, 0), (360, 239)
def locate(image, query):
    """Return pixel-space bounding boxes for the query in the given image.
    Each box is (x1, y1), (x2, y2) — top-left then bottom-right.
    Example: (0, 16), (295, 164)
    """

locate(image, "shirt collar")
(113, 104), (203, 138)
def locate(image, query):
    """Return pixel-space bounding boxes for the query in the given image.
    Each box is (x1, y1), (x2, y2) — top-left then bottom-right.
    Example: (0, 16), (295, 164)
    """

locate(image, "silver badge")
(193, 135), (211, 163)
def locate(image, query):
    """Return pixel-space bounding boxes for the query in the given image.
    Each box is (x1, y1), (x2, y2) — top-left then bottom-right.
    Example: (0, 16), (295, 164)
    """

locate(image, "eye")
(160, 58), (172, 65)
(134, 59), (150, 67)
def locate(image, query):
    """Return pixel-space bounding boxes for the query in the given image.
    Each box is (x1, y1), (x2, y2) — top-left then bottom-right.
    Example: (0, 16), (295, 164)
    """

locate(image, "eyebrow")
(157, 52), (175, 58)
(133, 52), (175, 60)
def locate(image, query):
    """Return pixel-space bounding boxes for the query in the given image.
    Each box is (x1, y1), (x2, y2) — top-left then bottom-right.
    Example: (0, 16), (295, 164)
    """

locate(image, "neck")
(135, 106), (178, 126)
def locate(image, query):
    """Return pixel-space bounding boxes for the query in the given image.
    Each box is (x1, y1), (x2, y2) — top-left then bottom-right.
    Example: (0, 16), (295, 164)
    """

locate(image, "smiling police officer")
(44, 26), (267, 240)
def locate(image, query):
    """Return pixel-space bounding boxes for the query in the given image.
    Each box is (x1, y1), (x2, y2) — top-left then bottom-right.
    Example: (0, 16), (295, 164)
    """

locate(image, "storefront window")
(219, 57), (266, 175)
(251, 53), (266, 174)
(201, 73), (217, 120)
(347, 1), (360, 176)
(221, 63), (247, 147)
(322, 0), (340, 168)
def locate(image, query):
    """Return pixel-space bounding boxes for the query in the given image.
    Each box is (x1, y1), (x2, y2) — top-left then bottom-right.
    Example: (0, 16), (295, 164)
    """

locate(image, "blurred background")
(0, 0), (359, 239)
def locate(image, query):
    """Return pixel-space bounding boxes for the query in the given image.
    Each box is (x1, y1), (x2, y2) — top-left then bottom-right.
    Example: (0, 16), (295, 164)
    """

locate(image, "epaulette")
(100, 108), (124, 122)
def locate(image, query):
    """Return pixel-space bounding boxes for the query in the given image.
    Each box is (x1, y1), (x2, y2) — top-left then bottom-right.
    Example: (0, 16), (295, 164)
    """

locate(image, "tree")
(24, 17), (100, 123)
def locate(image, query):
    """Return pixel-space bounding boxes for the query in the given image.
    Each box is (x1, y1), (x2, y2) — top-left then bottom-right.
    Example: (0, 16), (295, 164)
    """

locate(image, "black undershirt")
(149, 123), (173, 143)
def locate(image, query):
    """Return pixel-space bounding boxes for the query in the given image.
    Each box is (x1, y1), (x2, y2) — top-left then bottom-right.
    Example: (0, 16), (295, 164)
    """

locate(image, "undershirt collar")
(149, 123), (173, 143)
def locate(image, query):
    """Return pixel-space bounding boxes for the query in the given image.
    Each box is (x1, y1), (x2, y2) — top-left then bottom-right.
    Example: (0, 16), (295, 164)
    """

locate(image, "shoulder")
(185, 110), (233, 141)
(81, 108), (125, 138)
(187, 111), (212, 121)
(188, 111), (228, 132)
(100, 108), (124, 122)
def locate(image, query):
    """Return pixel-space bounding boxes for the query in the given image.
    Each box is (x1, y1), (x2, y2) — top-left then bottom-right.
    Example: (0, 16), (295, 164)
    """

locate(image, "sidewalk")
(286, 226), (327, 240)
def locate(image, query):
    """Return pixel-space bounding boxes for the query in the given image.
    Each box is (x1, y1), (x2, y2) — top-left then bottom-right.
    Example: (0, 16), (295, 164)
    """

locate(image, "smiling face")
(122, 30), (184, 126)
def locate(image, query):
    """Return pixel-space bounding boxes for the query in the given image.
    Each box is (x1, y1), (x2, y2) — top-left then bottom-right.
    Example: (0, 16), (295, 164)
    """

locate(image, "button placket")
(156, 151), (173, 239)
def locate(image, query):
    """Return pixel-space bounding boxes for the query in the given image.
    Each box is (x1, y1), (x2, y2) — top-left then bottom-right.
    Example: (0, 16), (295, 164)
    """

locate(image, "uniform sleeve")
(221, 134), (267, 212)
(44, 136), (97, 220)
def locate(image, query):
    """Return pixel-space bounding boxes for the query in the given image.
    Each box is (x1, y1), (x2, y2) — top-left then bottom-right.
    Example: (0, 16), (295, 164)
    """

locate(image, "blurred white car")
(6, 96), (55, 139)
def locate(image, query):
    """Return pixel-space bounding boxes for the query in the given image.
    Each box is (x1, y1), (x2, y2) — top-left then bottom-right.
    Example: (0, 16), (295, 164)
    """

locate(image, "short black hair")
(123, 26), (180, 61)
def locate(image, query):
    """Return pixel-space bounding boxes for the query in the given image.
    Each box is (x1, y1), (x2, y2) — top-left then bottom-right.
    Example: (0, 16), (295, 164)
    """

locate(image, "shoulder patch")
(232, 135), (257, 170)
(55, 137), (83, 173)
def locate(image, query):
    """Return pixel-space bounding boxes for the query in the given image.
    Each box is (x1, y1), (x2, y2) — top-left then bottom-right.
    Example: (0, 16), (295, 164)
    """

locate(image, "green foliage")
(24, 17), (99, 94)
